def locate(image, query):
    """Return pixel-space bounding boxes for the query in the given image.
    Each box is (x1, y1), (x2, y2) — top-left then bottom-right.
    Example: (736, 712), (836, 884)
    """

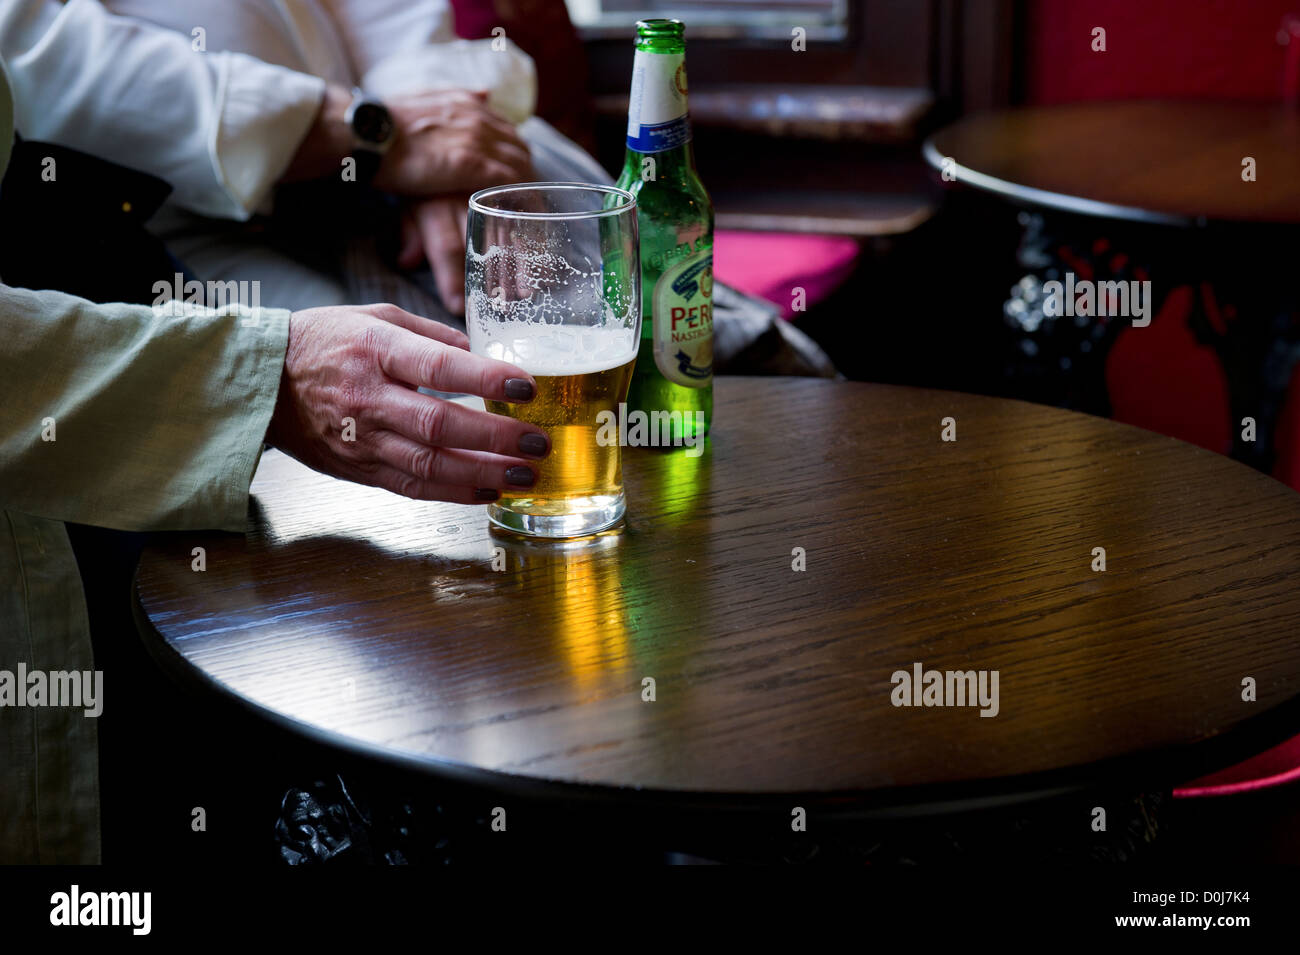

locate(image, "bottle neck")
(625, 46), (692, 158)
(623, 139), (697, 181)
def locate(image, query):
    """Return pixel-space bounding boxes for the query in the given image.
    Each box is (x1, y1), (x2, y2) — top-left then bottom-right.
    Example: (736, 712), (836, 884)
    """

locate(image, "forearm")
(0, 286), (289, 532)
(281, 83), (354, 184)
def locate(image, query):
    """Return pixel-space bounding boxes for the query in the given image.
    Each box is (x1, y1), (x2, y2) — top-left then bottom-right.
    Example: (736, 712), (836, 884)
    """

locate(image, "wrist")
(345, 90), (397, 186)
(282, 84), (354, 183)
(265, 310), (303, 450)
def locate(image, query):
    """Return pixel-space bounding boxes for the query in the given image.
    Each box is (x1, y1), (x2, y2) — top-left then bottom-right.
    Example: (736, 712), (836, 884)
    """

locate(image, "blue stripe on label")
(671, 258), (711, 300)
(626, 116), (692, 153)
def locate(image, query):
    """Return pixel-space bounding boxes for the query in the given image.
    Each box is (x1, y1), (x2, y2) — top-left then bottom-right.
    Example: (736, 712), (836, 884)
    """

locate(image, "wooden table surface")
(924, 101), (1300, 225)
(134, 379), (1300, 813)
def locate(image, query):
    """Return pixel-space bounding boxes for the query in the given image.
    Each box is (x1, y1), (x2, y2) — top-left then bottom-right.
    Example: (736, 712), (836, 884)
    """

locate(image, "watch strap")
(351, 148), (383, 186)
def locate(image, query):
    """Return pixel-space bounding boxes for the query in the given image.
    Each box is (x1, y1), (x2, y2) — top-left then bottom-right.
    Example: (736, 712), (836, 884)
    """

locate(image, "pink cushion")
(1175, 733), (1300, 797)
(713, 230), (859, 319)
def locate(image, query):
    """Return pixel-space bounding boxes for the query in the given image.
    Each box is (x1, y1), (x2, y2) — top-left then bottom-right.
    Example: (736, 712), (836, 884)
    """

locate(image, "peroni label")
(652, 250), (713, 387)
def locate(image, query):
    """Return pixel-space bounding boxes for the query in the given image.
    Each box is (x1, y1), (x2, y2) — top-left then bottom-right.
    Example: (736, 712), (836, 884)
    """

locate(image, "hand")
(267, 304), (550, 504)
(375, 90), (533, 196)
(396, 196), (469, 315)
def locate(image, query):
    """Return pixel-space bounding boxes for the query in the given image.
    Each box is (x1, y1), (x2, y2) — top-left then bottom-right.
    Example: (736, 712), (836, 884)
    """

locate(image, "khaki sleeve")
(0, 286), (289, 531)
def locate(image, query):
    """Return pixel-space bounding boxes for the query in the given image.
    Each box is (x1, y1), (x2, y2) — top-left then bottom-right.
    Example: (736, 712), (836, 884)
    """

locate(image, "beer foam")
(470, 321), (637, 376)
(466, 242), (639, 375)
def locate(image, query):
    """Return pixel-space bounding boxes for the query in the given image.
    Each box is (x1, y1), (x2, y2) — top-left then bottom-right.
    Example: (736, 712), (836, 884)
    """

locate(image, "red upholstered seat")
(1175, 735), (1300, 797)
(1025, 0), (1298, 105)
(713, 230), (859, 319)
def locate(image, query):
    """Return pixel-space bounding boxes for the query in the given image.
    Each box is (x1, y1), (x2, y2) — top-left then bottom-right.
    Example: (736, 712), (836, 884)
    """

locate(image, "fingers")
(385, 88), (533, 194)
(445, 106), (530, 186)
(414, 199), (468, 315)
(368, 431), (538, 492)
(355, 461), (500, 505)
(358, 303), (468, 349)
(451, 142), (530, 190)
(371, 384), (550, 458)
(481, 128), (531, 182)
(481, 116), (530, 156)
(373, 324), (536, 400)
(396, 210), (424, 270)
(397, 88), (488, 112)
(275, 304), (552, 509)
(476, 106), (525, 141)
(470, 160), (525, 191)
(477, 158), (530, 186)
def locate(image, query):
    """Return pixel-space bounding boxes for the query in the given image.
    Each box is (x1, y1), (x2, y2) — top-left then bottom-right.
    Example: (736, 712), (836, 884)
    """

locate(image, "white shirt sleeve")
(320, 0), (536, 124)
(317, 0), (457, 75)
(0, 0), (327, 220)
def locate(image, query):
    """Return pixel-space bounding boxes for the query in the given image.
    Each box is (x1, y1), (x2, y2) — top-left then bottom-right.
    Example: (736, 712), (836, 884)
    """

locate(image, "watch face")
(352, 102), (394, 146)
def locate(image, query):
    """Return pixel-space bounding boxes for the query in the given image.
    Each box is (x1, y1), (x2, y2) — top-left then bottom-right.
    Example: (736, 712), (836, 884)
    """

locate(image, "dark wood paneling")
(958, 0), (1017, 111)
(585, 0), (934, 93)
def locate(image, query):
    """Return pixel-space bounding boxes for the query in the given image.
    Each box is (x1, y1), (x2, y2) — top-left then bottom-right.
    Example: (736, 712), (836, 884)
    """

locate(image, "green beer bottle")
(616, 18), (713, 443)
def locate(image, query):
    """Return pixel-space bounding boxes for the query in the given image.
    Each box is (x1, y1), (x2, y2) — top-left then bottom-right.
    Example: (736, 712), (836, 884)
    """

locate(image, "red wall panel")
(1025, 0), (1299, 103)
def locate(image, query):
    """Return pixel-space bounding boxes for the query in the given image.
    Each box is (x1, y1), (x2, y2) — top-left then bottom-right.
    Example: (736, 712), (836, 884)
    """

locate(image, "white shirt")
(0, 0), (535, 220)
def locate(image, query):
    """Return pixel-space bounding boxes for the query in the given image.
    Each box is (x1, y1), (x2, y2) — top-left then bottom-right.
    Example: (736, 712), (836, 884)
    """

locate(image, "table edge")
(921, 137), (1197, 227)
(131, 568), (1300, 818)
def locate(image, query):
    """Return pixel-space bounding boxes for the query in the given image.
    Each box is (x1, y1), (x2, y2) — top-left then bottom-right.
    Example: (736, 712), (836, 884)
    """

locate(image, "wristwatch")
(343, 88), (395, 185)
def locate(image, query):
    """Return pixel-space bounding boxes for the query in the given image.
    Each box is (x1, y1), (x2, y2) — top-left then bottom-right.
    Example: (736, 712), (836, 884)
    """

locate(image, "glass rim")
(467, 181), (637, 221)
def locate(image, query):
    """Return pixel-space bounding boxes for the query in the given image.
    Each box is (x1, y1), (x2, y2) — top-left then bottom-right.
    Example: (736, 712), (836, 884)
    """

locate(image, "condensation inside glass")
(467, 232), (638, 376)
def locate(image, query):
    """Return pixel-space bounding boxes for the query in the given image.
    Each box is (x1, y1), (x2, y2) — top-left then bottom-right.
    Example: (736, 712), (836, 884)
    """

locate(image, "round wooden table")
(923, 101), (1300, 475)
(923, 101), (1300, 226)
(134, 379), (1300, 816)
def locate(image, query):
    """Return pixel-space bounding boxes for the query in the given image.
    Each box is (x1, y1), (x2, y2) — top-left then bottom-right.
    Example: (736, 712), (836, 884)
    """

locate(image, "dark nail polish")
(474, 488), (499, 502)
(506, 466), (536, 487)
(504, 378), (535, 401)
(517, 432), (549, 457)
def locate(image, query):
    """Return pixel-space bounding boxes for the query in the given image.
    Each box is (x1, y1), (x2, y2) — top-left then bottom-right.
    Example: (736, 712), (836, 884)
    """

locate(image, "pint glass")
(466, 183), (641, 538)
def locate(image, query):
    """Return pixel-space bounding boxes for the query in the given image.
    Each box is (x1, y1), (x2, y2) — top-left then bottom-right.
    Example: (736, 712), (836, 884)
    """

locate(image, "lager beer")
(484, 327), (637, 524)
(465, 182), (641, 538)
(616, 18), (713, 443)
